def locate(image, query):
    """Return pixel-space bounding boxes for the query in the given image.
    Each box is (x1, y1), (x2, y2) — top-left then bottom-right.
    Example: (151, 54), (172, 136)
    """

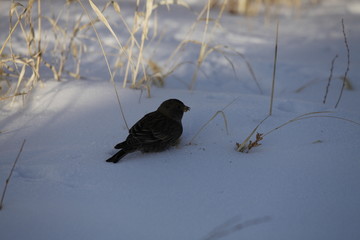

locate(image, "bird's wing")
(129, 111), (182, 145)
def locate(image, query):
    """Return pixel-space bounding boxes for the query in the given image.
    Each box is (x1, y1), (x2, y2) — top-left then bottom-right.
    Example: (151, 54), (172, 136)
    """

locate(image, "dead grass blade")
(0, 3), (26, 56)
(335, 18), (350, 108)
(12, 64), (26, 101)
(236, 21), (279, 152)
(189, 95), (242, 144)
(323, 54), (338, 104)
(236, 110), (360, 153)
(130, 0), (154, 89)
(263, 111), (332, 137)
(269, 20), (279, 116)
(190, 0), (214, 90)
(210, 44), (261, 93)
(35, 0), (42, 82)
(0, 139), (26, 210)
(88, 0), (127, 56)
(0, 92), (27, 101)
(165, 2), (208, 66)
(78, 0), (129, 130)
(189, 110), (229, 145)
(264, 112), (360, 137)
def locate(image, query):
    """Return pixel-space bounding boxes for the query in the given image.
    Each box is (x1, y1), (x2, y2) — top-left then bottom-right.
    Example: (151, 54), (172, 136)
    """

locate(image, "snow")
(1, 0), (360, 239)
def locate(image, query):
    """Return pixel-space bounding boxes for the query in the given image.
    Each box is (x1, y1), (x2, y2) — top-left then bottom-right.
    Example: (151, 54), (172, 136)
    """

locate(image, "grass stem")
(0, 139), (26, 210)
(269, 20), (279, 116)
(335, 18), (350, 108)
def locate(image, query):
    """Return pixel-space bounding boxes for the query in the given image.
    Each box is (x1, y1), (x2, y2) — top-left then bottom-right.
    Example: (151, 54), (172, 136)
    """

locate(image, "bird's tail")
(105, 149), (127, 163)
(114, 142), (126, 149)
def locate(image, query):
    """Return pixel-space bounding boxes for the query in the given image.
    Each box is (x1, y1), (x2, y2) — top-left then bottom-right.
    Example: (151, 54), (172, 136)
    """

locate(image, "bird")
(106, 99), (190, 163)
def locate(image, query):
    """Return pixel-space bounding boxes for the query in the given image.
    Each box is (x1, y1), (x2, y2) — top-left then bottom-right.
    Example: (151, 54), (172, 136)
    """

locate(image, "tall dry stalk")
(131, 0), (153, 89)
(34, 0), (41, 84)
(269, 20), (279, 116)
(190, 0), (212, 90)
(236, 20), (279, 152)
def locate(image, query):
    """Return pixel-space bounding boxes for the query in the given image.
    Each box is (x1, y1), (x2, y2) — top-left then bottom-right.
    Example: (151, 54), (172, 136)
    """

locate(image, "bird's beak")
(183, 105), (190, 112)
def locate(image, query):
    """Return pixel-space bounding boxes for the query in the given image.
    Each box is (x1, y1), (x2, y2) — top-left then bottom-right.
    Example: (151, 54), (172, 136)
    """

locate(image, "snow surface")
(1, 0), (360, 240)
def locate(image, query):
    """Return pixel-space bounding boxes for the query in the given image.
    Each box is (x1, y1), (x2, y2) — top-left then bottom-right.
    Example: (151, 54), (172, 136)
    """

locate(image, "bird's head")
(158, 99), (190, 121)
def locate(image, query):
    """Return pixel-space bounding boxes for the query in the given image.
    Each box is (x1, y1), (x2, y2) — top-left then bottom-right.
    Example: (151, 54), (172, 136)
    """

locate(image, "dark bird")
(106, 99), (190, 163)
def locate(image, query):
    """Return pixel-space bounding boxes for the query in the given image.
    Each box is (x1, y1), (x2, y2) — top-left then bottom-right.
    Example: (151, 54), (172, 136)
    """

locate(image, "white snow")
(1, 0), (360, 240)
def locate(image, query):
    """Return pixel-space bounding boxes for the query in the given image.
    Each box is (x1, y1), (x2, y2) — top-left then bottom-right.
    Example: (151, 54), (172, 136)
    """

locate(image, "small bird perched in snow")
(106, 99), (190, 163)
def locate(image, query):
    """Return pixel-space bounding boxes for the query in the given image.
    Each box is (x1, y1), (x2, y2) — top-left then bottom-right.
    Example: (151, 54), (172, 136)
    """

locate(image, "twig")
(0, 139), (26, 210)
(236, 114), (270, 152)
(323, 54), (338, 104)
(335, 18), (350, 108)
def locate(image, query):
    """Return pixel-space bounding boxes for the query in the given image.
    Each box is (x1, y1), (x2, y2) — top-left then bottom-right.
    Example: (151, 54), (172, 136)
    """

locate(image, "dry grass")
(236, 20), (279, 152)
(1, 0), (260, 103)
(233, 15), (357, 153)
(302, 19), (352, 107)
(1, 1), (355, 154)
(212, 0), (320, 16)
(236, 110), (360, 153)
(0, 0), (94, 101)
(162, 0), (260, 92)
